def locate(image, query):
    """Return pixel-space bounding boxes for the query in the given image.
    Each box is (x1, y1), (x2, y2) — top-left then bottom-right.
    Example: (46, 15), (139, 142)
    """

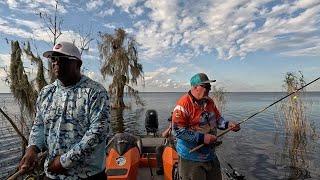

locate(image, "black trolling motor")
(145, 109), (159, 136)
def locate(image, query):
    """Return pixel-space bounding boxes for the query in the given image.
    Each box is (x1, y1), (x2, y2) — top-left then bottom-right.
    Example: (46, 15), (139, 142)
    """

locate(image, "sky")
(0, 0), (319, 93)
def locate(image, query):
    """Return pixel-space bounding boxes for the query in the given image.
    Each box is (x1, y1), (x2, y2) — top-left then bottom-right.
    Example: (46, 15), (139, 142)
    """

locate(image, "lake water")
(1, 92), (320, 179)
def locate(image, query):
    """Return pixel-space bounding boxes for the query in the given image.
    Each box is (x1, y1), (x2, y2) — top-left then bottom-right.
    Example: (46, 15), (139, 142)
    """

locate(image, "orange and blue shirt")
(172, 91), (228, 162)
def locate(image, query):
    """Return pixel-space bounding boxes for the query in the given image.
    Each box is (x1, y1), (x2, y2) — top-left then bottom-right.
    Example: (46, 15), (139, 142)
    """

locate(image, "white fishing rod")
(190, 76), (320, 153)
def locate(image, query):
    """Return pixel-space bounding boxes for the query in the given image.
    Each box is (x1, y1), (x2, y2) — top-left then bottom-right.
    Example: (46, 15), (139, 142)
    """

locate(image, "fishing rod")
(190, 76), (320, 153)
(7, 169), (26, 180)
(0, 107), (28, 145)
(7, 151), (48, 180)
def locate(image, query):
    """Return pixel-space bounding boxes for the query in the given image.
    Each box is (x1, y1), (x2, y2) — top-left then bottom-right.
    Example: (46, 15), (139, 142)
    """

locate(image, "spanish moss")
(99, 28), (144, 108)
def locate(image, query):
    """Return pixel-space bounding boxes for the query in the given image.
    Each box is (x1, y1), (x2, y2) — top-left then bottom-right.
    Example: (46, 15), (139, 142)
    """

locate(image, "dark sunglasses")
(50, 56), (78, 62)
(200, 84), (211, 90)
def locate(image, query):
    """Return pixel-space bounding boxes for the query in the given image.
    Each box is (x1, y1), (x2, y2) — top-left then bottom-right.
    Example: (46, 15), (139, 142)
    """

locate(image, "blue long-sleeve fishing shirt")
(28, 75), (110, 179)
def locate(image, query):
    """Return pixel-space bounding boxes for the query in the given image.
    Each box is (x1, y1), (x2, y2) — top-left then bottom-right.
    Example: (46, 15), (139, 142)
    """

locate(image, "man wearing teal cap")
(172, 73), (240, 180)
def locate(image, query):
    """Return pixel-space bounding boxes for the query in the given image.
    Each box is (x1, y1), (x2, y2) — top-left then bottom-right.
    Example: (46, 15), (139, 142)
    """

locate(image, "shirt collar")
(56, 75), (87, 90)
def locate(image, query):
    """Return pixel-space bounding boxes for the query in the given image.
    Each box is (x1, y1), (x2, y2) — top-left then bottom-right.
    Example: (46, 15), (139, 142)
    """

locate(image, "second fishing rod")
(189, 76), (320, 153)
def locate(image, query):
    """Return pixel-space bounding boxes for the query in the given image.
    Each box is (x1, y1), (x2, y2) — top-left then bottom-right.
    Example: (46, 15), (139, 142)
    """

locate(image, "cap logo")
(54, 44), (62, 49)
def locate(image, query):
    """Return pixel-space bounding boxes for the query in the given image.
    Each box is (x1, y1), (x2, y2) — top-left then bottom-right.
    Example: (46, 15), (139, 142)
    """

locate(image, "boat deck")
(138, 137), (166, 179)
(137, 167), (163, 180)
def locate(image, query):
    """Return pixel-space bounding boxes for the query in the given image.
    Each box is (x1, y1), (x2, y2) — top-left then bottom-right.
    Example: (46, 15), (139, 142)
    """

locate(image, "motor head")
(145, 109), (159, 134)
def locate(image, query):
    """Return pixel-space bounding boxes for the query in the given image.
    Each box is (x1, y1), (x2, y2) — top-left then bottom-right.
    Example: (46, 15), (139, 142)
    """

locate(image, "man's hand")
(18, 145), (38, 172)
(48, 155), (67, 174)
(228, 121), (240, 132)
(204, 134), (217, 145)
(161, 126), (171, 138)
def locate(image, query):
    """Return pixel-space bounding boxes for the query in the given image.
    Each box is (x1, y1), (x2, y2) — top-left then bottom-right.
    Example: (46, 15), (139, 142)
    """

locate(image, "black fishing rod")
(190, 76), (320, 153)
(0, 107), (28, 145)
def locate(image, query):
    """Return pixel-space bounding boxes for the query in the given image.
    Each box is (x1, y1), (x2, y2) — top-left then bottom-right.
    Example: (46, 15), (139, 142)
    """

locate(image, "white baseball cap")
(43, 41), (82, 61)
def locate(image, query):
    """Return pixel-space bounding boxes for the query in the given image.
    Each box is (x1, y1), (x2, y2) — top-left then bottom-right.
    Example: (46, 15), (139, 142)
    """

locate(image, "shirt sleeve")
(28, 92), (45, 151)
(60, 90), (110, 169)
(212, 102), (229, 130)
(172, 103), (204, 145)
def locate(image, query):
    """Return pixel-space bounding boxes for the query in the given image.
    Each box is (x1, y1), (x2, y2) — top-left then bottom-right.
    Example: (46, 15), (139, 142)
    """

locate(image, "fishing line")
(190, 76), (320, 153)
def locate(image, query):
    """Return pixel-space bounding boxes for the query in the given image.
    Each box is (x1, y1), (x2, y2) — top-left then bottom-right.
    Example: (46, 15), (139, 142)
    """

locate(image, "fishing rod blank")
(189, 76), (320, 153)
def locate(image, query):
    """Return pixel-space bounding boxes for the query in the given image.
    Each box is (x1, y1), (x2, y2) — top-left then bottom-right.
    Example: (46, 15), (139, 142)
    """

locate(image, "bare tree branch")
(38, 0), (63, 83)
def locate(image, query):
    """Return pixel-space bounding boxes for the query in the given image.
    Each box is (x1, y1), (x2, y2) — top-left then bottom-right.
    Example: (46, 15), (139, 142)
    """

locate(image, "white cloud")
(5, 0), (67, 14)
(86, 0), (104, 11)
(142, 66), (188, 90)
(129, 0), (320, 61)
(179, 16), (197, 31)
(124, 28), (134, 34)
(0, 69), (7, 78)
(281, 45), (320, 57)
(8, 17), (42, 30)
(0, 83), (9, 93)
(0, 16), (88, 49)
(113, 0), (141, 13)
(0, 17), (8, 24)
(4, 0), (320, 63)
(82, 54), (98, 60)
(145, 67), (178, 80)
(84, 70), (109, 88)
(104, 23), (116, 29)
(134, 20), (183, 60)
(86, 71), (99, 80)
(145, 0), (178, 32)
(174, 51), (194, 63)
(98, 8), (115, 17)
(6, 0), (18, 8)
(0, 53), (10, 68)
(0, 22), (33, 38)
(294, 0), (320, 9)
(132, 6), (144, 15)
(0, 57), (11, 92)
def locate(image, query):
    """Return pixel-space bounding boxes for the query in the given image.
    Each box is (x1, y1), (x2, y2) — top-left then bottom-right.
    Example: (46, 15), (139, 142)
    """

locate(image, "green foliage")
(99, 28), (144, 108)
(281, 71), (308, 135)
(23, 41), (48, 91)
(275, 71), (316, 171)
(9, 41), (38, 117)
(211, 86), (227, 113)
(4, 41), (49, 153)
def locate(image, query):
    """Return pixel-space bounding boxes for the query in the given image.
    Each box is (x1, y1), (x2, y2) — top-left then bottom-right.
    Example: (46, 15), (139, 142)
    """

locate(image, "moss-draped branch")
(99, 28), (144, 108)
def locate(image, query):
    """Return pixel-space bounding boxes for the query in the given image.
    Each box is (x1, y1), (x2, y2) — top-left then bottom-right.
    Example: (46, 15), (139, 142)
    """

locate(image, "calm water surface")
(1, 92), (320, 179)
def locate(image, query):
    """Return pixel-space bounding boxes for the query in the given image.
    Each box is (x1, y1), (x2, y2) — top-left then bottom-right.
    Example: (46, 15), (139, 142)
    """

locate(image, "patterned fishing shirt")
(28, 75), (110, 179)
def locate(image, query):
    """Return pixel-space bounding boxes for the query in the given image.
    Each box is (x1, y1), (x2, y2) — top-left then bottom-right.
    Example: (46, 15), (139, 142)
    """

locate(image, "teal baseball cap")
(190, 73), (216, 86)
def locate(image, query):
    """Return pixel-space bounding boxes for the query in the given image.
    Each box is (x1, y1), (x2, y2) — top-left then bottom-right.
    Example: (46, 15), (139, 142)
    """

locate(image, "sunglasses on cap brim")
(50, 55), (79, 62)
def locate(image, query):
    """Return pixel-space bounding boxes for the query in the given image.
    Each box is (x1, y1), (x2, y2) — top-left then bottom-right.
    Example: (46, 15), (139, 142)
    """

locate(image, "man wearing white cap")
(18, 42), (110, 179)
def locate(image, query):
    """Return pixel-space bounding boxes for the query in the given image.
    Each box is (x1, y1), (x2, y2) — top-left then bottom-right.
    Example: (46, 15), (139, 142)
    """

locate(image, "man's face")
(51, 56), (79, 79)
(197, 83), (211, 98)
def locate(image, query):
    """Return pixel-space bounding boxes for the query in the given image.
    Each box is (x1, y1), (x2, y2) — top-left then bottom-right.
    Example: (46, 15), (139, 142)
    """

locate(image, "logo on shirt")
(175, 111), (182, 118)
(54, 43), (62, 49)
